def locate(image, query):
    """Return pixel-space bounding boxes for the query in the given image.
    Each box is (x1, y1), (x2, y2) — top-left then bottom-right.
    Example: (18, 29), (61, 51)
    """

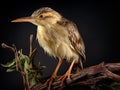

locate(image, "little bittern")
(12, 7), (86, 89)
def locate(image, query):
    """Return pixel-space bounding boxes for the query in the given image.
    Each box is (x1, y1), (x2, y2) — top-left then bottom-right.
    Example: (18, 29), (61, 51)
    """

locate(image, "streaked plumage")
(32, 7), (85, 65)
(11, 7), (85, 88)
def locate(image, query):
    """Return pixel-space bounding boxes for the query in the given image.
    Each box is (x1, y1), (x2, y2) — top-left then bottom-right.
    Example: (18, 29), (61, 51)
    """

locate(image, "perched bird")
(12, 7), (86, 88)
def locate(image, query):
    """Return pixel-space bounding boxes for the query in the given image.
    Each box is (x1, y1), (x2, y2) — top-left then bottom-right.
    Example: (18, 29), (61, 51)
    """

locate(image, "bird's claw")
(58, 71), (71, 86)
(44, 76), (55, 90)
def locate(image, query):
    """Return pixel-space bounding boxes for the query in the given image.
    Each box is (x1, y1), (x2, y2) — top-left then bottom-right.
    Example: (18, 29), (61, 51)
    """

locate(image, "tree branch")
(31, 62), (120, 90)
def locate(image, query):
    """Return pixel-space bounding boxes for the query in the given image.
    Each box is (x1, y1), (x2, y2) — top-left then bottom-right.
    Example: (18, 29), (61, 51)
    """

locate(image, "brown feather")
(57, 18), (86, 70)
(57, 18), (86, 61)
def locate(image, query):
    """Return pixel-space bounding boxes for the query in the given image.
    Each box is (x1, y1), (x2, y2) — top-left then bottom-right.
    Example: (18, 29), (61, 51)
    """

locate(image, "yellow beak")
(11, 17), (36, 23)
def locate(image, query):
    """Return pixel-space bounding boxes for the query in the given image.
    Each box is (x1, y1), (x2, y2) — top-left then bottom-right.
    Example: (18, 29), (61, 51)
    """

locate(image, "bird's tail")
(73, 58), (83, 73)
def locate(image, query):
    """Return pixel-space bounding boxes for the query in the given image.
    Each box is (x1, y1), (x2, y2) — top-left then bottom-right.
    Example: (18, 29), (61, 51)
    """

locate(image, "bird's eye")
(40, 15), (43, 18)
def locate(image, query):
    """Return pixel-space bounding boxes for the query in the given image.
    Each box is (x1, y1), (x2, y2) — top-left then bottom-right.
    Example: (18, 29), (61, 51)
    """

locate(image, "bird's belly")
(37, 28), (79, 63)
(37, 37), (79, 63)
(55, 42), (79, 63)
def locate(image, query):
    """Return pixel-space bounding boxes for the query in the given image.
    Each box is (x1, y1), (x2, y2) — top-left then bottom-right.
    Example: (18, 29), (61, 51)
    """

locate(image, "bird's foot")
(44, 75), (56, 90)
(58, 70), (71, 86)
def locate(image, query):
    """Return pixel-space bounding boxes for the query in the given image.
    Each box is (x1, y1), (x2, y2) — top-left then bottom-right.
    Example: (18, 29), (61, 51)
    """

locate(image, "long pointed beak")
(11, 17), (36, 23)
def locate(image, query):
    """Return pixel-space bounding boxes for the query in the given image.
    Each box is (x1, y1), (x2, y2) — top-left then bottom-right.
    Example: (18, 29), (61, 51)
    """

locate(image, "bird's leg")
(75, 59), (83, 73)
(59, 59), (75, 85)
(44, 59), (62, 89)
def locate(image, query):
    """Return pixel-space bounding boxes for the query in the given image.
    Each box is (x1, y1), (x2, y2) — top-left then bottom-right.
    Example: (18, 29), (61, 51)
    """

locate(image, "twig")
(29, 34), (38, 67)
(12, 44), (20, 71)
(29, 48), (38, 65)
(1, 43), (15, 52)
(29, 34), (33, 57)
(23, 72), (30, 90)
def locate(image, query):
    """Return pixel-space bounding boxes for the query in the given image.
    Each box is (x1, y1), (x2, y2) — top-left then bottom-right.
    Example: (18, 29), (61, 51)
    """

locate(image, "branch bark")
(31, 62), (120, 90)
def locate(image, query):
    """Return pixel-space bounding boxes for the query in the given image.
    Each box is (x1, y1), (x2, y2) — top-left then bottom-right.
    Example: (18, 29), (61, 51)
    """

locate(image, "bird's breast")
(37, 25), (79, 62)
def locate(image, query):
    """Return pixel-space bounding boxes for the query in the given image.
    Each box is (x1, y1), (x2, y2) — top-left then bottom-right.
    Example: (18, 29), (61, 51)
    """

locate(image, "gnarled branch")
(31, 62), (120, 90)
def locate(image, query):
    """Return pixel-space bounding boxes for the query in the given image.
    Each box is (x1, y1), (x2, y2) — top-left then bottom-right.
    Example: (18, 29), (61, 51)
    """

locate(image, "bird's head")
(11, 7), (62, 26)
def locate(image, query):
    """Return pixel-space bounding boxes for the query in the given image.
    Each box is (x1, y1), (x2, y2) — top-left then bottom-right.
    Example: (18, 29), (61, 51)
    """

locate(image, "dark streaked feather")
(57, 18), (86, 62)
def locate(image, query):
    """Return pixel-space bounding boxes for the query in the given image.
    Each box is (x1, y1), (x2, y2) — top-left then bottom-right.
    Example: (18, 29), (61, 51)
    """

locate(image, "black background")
(0, 1), (120, 90)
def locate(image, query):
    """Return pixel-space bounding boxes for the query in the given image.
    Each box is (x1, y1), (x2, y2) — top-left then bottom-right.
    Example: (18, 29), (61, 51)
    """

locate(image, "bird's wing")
(57, 18), (86, 61)
(67, 21), (86, 61)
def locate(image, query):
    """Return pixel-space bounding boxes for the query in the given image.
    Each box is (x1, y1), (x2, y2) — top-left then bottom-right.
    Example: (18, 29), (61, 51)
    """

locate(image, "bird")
(11, 7), (86, 89)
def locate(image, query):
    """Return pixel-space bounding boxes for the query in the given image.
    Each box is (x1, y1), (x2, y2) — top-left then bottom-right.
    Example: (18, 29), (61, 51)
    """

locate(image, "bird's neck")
(37, 25), (50, 36)
(36, 25), (46, 41)
(37, 25), (45, 31)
